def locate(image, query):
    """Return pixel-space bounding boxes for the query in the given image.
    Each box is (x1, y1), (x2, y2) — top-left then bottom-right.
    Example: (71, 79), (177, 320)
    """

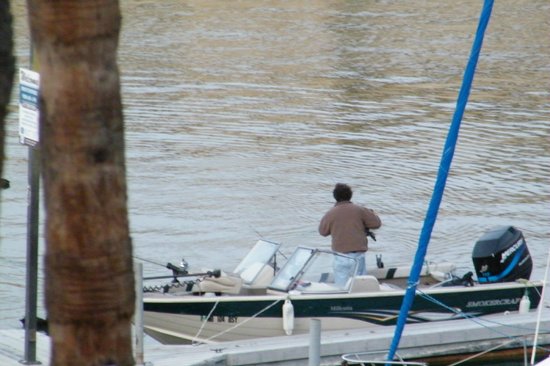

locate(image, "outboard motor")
(472, 226), (532, 284)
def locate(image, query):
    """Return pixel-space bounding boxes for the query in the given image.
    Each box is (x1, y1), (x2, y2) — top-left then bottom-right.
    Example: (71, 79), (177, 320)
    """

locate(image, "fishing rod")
(366, 228), (377, 242)
(143, 269), (222, 281)
(133, 255), (168, 268)
(249, 225), (288, 262)
(133, 255), (190, 276)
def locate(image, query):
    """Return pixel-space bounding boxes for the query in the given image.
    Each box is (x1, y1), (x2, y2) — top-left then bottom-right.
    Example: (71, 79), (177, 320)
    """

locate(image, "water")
(1, 1), (549, 362)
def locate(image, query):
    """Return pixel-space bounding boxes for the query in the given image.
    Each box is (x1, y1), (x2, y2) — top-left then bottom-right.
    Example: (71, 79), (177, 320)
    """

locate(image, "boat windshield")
(233, 239), (281, 284)
(269, 247), (357, 293)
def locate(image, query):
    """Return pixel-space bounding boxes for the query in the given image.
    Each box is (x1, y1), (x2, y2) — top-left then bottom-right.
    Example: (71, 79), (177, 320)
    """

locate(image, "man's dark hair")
(333, 183), (352, 202)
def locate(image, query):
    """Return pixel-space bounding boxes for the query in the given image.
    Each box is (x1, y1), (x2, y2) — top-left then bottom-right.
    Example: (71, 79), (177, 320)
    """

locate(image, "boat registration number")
(201, 315), (239, 323)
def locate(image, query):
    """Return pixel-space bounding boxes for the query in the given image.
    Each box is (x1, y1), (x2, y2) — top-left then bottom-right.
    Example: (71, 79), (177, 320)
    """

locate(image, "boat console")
(268, 247), (358, 294)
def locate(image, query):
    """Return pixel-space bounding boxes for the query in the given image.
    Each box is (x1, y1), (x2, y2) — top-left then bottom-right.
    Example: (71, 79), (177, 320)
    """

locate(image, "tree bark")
(27, 1), (135, 365)
(0, 1), (15, 181)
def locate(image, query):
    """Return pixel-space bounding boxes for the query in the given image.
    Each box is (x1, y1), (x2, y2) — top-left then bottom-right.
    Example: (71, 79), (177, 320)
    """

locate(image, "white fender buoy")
(282, 298), (294, 335)
(519, 290), (530, 314)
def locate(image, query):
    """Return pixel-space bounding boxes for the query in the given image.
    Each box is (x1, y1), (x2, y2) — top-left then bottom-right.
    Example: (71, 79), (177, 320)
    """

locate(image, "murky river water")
(1, 0), (549, 340)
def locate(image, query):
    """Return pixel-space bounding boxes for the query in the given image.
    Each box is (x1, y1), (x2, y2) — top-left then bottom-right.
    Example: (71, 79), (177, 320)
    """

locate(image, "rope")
(191, 298), (283, 344)
(386, 1), (495, 361)
(531, 247), (550, 365)
(416, 285), (550, 338)
(413, 286), (550, 365)
(192, 299), (220, 344)
(446, 338), (526, 366)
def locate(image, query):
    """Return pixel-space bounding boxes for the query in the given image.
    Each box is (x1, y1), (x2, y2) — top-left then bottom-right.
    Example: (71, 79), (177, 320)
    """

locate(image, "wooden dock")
(2, 310), (550, 366)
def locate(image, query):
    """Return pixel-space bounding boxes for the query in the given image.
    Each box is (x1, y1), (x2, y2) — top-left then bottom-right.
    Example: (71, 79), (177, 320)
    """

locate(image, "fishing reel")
(365, 228), (377, 242)
(166, 262), (189, 277)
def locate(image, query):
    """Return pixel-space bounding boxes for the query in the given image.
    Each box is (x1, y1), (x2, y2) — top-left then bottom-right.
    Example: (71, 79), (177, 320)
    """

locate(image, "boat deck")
(2, 310), (550, 366)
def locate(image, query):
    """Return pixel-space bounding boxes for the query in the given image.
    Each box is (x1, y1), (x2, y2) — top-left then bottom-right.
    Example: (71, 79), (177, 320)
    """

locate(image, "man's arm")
(318, 213), (331, 236)
(363, 208), (381, 229)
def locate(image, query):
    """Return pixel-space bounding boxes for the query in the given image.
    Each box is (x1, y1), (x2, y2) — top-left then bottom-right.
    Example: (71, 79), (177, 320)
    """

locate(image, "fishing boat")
(142, 225), (543, 345)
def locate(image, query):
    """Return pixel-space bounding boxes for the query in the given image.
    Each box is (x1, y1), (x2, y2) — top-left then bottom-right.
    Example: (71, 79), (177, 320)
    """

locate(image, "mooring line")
(200, 298), (283, 343)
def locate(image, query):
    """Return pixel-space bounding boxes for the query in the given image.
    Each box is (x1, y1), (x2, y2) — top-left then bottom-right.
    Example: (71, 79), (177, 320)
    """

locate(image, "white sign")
(19, 68), (40, 146)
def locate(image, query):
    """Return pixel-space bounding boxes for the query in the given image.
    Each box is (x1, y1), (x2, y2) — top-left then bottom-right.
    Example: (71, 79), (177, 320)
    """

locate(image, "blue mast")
(386, 0), (495, 362)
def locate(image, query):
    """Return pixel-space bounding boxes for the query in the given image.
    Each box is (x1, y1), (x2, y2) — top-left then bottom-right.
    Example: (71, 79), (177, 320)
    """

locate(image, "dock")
(2, 310), (550, 365)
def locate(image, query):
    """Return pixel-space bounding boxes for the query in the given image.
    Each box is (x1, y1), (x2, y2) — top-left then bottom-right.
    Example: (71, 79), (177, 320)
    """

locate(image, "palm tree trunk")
(27, 1), (135, 365)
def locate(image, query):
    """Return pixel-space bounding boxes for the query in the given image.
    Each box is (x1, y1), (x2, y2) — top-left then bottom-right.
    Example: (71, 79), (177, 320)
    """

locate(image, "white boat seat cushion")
(243, 265), (274, 288)
(239, 262), (275, 287)
(350, 275), (380, 293)
(195, 275), (243, 294)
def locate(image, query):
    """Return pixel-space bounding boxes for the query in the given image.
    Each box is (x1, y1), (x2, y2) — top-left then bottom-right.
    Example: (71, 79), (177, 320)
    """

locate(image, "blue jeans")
(347, 252), (367, 275)
(334, 252), (366, 287)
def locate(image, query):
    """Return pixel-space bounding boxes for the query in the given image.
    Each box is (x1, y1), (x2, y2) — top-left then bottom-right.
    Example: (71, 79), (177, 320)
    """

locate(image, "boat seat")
(350, 275), (380, 293)
(239, 262), (264, 284)
(194, 275), (243, 294)
(242, 264), (275, 288)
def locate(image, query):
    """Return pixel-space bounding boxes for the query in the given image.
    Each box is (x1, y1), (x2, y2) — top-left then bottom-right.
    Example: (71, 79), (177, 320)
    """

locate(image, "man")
(319, 183), (381, 285)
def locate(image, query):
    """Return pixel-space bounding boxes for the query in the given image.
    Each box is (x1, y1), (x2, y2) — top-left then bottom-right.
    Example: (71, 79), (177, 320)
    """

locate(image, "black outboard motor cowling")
(472, 226), (532, 284)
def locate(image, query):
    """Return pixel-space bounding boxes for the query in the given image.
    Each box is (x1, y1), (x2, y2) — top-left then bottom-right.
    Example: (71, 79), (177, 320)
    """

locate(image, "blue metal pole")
(386, 0), (494, 363)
